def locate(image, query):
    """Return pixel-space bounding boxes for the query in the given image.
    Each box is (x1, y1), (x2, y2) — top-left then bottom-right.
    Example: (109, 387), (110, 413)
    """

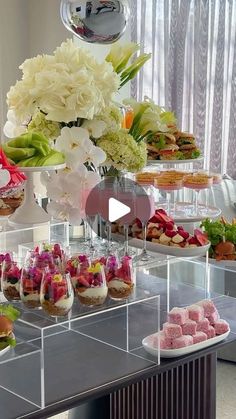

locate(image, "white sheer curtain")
(130, 0), (236, 177)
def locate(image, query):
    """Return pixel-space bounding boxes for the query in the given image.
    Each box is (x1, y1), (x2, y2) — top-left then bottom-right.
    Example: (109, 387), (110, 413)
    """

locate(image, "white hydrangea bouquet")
(3, 40), (152, 224)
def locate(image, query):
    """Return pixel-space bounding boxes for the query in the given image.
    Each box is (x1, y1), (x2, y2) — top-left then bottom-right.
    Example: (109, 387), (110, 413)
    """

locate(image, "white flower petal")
(0, 168), (10, 188)
(82, 120), (107, 138)
(87, 145), (106, 167)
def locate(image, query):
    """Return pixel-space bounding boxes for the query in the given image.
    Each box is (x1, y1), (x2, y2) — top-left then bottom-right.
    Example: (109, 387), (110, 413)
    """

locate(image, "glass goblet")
(1, 257), (23, 302)
(135, 186), (155, 261)
(20, 262), (44, 309)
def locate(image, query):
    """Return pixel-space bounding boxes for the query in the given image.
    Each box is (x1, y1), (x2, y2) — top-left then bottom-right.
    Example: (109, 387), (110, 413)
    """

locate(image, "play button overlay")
(84, 175), (154, 241)
(109, 198), (131, 223)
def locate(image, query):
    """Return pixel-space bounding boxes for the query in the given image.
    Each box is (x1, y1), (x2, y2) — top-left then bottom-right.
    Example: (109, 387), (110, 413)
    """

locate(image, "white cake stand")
(8, 164), (66, 226)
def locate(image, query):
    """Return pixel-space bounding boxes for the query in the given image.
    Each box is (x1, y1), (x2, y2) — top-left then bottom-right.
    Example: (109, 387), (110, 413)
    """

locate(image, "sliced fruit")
(194, 229), (209, 246)
(37, 150), (65, 166)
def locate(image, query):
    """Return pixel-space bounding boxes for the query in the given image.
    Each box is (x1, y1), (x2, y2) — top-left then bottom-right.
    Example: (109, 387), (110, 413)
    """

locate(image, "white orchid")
(3, 110), (27, 139)
(55, 126), (106, 170)
(47, 201), (82, 226)
(44, 165), (101, 225)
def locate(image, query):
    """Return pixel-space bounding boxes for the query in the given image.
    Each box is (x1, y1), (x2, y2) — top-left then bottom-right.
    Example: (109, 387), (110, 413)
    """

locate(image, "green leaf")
(0, 305), (20, 322)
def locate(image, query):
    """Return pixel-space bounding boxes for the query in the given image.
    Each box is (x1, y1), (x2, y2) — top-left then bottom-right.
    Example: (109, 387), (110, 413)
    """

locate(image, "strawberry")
(178, 230), (189, 239)
(165, 230), (177, 238)
(194, 229), (209, 246)
(177, 226), (184, 231)
(54, 287), (66, 303)
(149, 215), (160, 224)
(155, 210), (173, 223)
(165, 222), (174, 230)
(188, 237), (199, 245)
(78, 276), (90, 288)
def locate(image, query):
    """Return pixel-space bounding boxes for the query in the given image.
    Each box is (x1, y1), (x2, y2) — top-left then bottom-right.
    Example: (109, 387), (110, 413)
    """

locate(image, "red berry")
(178, 230), (189, 239)
(194, 229), (208, 246)
(188, 237), (198, 245)
(165, 230), (177, 238)
(177, 226), (184, 231)
(166, 222), (174, 230)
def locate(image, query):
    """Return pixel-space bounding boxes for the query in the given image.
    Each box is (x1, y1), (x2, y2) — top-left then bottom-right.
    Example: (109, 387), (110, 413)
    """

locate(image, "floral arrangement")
(3, 39), (161, 224)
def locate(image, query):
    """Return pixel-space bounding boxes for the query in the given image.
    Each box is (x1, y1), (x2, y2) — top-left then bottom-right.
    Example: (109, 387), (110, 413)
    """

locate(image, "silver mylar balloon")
(60, 0), (130, 44)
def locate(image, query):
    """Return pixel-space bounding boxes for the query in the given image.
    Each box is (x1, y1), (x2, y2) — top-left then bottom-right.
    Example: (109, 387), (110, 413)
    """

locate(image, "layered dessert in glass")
(107, 255), (135, 300)
(1, 257), (21, 301)
(40, 272), (74, 317)
(75, 262), (108, 307)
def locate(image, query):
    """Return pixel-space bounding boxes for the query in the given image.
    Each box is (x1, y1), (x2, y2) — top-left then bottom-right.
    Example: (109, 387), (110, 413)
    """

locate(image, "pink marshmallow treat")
(182, 320), (197, 336)
(167, 307), (189, 325)
(207, 310), (219, 325)
(163, 322), (182, 339)
(148, 332), (172, 349)
(214, 320), (230, 335)
(172, 335), (193, 349)
(206, 326), (216, 339)
(196, 318), (210, 333)
(192, 331), (207, 344)
(197, 299), (216, 317)
(187, 304), (204, 322)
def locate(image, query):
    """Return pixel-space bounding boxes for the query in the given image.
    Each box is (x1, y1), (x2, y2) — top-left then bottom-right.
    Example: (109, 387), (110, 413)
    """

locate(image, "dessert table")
(1, 264), (236, 419)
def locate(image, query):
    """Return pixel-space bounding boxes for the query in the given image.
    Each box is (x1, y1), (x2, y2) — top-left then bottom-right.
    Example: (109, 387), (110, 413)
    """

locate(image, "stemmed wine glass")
(117, 186), (136, 256)
(134, 185), (155, 261)
(183, 174), (213, 216)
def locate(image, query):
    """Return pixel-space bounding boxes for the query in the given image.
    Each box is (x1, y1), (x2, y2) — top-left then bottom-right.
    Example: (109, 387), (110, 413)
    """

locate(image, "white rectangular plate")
(142, 330), (230, 358)
(129, 237), (211, 257)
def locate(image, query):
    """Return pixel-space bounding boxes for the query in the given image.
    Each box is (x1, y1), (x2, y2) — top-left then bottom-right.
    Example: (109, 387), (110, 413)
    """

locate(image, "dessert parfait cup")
(154, 177), (183, 216)
(20, 262), (44, 309)
(107, 255), (135, 300)
(74, 262), (108, 307)
(1, 256), (23, 301)
(183, 174), (213, 215)
(40, 271), (74, 317)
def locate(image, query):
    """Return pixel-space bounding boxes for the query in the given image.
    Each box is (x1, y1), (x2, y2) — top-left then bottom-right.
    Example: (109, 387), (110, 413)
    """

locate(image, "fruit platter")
(142, 299), (230, 358)
(114, 209), (211, 257)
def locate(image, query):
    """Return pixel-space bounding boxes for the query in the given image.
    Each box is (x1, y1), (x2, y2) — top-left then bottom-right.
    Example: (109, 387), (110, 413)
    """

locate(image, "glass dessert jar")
(1, 256), (22, 301)
(107, 255), (135, 300)
(20, 263), (44, 309)
(75, 262), (108, 307)
(40, 271), (74, 317)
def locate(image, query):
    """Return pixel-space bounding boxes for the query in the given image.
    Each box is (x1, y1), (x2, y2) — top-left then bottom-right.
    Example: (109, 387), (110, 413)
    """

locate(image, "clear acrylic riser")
(0, 221), (70, 253)
(0, 284), (160, 414)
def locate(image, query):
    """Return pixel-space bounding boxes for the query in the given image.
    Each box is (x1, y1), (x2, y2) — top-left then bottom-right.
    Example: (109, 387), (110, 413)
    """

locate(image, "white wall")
(28, 0), (71, 56)
(0, 0), (71, 139)
(74, 23), (131, 100)
(0, 0), (29, 138)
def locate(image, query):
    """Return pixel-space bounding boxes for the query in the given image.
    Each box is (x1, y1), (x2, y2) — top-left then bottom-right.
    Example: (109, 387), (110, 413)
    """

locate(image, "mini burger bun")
(215, 241), (235, 256)
(160, 144), (179, 152)
(154, 132), (176, 144)
(176, 131), (195, 139)
(179, 143), (197, 150)
(0, 316), (13, 337)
